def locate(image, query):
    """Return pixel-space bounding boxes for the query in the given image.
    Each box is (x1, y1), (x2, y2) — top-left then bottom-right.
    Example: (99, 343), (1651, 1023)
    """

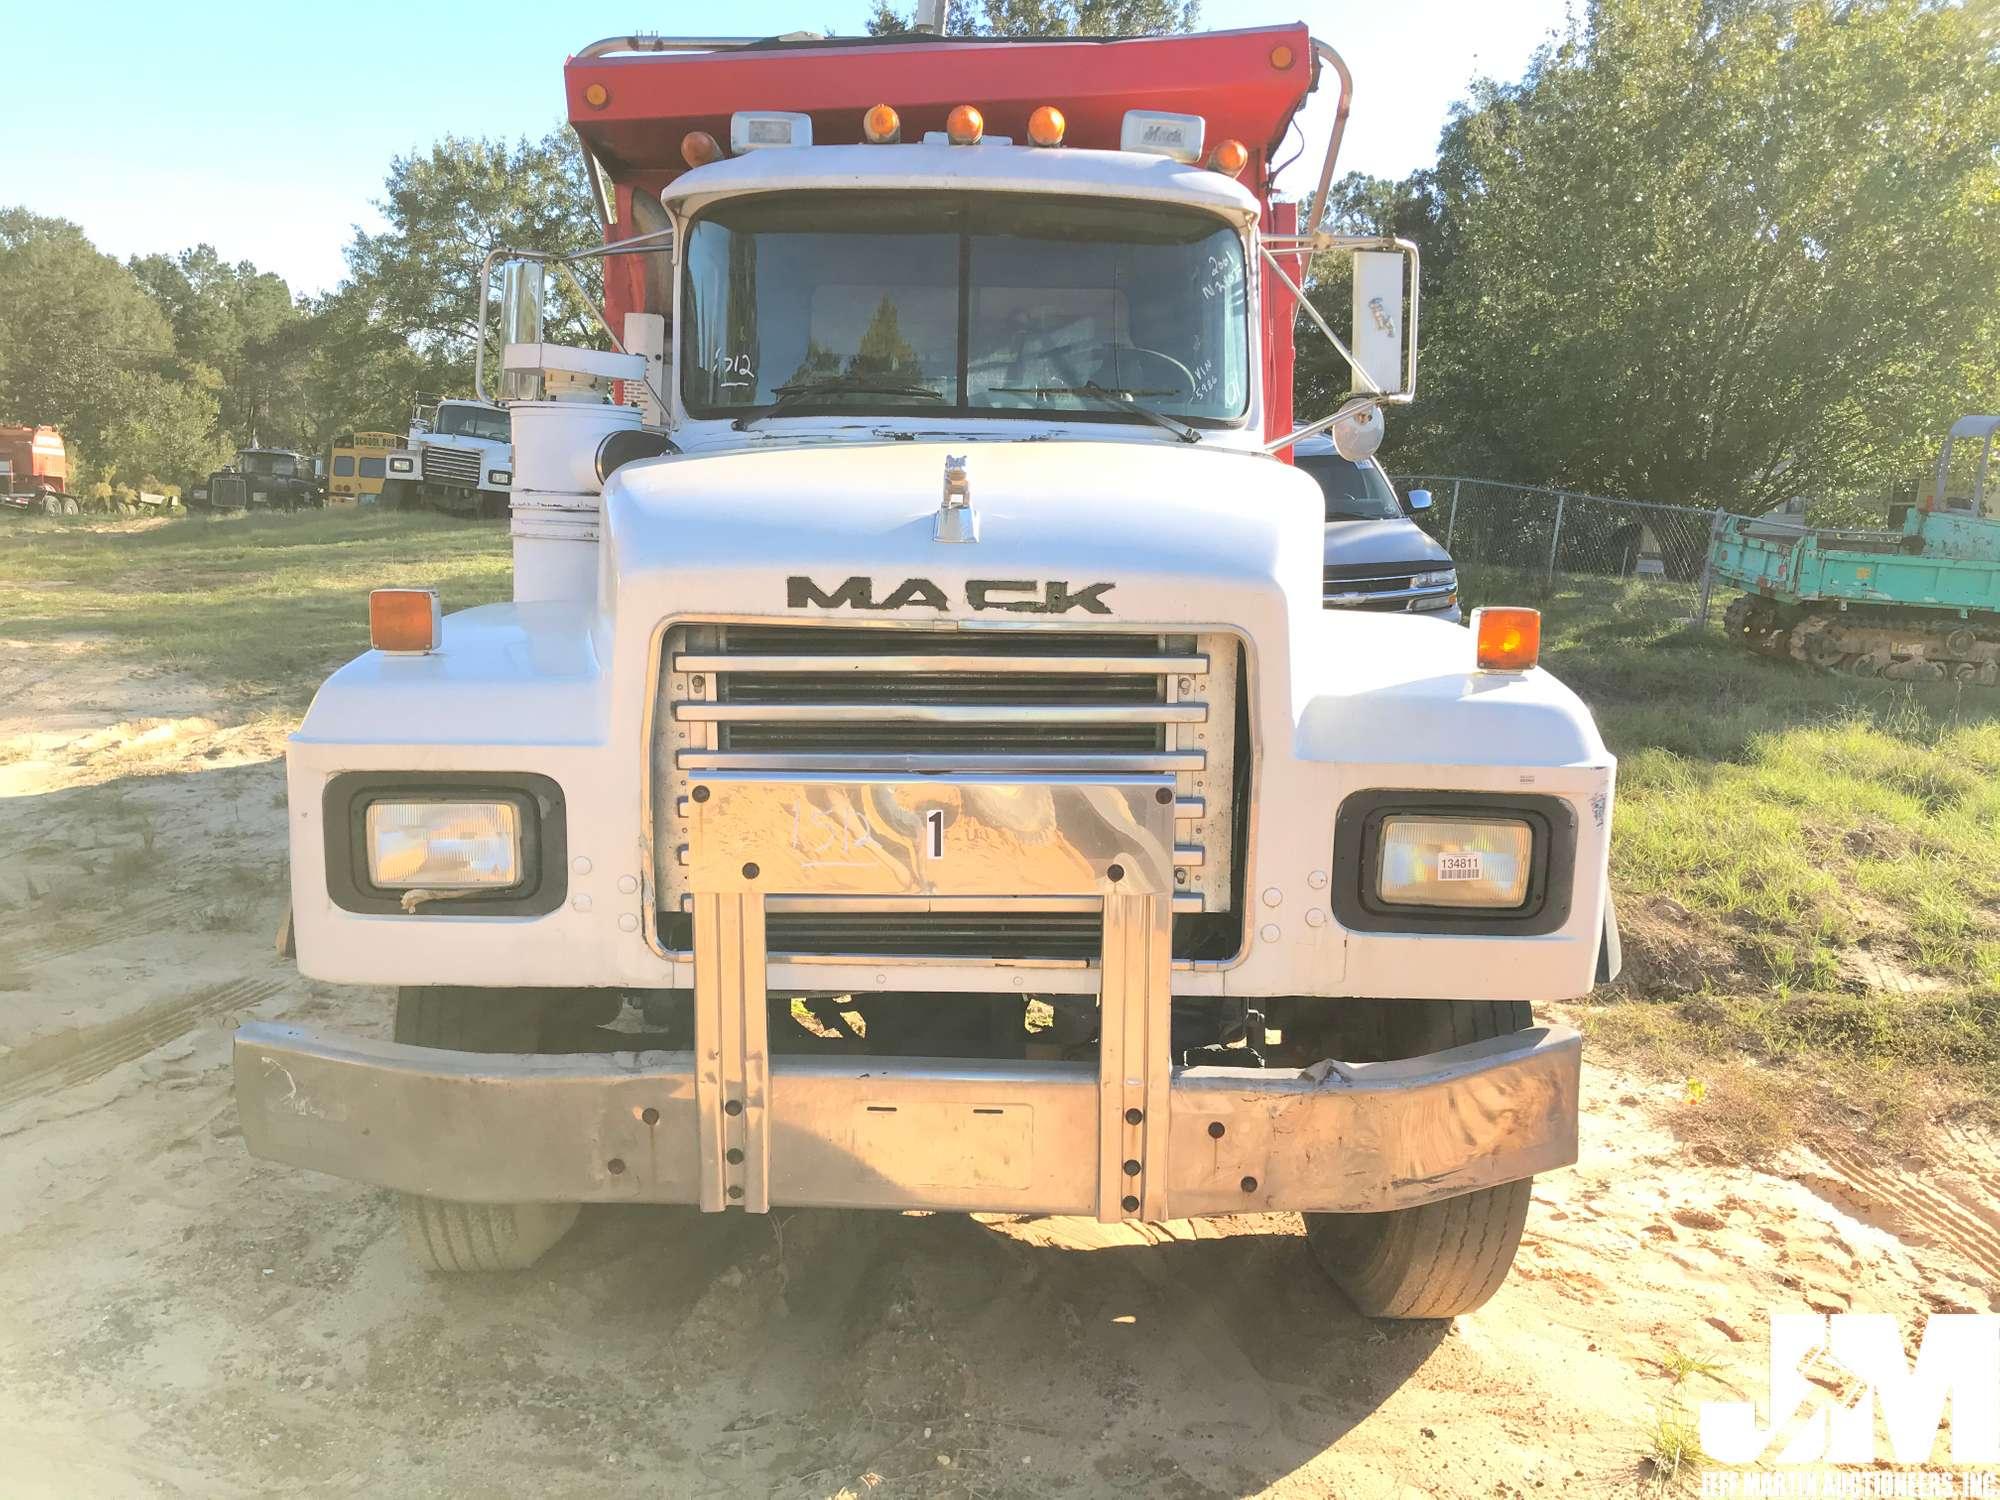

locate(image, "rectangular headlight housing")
(365, 800), (521, 889)
(1376, 815), (1533, 909)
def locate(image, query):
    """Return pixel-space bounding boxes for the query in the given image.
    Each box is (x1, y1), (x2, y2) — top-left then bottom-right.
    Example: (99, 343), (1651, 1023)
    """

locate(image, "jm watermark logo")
(1696, 1313), (1999, 1497)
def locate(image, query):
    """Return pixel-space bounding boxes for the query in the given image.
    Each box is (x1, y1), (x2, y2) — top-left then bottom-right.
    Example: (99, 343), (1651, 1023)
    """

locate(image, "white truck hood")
(601, 438), (1325, 645)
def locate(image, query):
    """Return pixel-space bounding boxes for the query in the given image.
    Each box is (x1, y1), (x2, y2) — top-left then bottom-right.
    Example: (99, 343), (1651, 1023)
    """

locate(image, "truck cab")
(382, 398), (514, 518)
(235, 26), (1614, 1322)
(1296, 436), (1460, 622)
(195, 447), (319, 513)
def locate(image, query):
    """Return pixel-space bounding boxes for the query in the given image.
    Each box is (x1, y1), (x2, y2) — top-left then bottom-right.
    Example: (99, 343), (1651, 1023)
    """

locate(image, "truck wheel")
(380, 478), (413, 511)
(391, 986), (579, 1273)
(1303, 1000), (1534, 1320)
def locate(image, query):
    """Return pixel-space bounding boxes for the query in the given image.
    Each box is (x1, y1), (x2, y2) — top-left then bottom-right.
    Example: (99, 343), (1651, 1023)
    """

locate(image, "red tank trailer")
(0, 425), (70, 516)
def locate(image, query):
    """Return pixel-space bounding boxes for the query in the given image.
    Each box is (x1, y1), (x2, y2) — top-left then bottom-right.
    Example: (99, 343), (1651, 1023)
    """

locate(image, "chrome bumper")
(243, 771), (1578, 1220)
(233, 1020), (1579, 1219)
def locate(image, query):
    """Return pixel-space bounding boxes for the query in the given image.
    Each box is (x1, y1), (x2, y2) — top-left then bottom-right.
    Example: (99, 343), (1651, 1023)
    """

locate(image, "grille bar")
(675, 701), (1206, 726)
(420, 443), (482, 486)
(677, 750), (1206, 774)
(675, 652), (1209, 676)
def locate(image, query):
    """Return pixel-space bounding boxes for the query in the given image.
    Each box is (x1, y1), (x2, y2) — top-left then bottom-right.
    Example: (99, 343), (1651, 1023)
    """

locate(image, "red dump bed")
(565, 25), (1321, 444)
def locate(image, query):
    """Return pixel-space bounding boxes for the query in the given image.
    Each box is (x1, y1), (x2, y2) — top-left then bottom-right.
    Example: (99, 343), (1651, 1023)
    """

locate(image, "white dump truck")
(234, 24), (1616, 1320)
(380, 396), (514, 518)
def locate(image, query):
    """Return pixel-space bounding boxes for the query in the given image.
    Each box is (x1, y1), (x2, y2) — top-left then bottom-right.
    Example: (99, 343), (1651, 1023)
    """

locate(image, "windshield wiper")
(734, 376), (946, 430)
(989, 381), (1201, 444)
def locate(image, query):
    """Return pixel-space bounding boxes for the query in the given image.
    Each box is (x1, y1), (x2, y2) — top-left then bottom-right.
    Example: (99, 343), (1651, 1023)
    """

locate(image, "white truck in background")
(233, 24), (1616, 1322)
(380, 396), (514, 518)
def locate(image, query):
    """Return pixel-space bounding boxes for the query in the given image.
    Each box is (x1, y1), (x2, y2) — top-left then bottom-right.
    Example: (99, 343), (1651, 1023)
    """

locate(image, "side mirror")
(1350, 250), (1408, 398)
(1408, 488), (1433, 512)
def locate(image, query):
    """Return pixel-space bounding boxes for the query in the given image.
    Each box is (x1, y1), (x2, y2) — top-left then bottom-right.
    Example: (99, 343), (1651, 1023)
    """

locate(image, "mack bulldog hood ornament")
(934, 452), (978, 543)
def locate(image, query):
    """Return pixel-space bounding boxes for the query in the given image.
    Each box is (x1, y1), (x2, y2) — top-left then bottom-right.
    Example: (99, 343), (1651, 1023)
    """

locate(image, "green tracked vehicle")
(1710, 416), (2000, 682)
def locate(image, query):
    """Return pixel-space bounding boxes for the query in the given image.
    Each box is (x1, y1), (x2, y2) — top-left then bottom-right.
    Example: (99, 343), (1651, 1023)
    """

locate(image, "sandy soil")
(1, 642), (1995, 1498)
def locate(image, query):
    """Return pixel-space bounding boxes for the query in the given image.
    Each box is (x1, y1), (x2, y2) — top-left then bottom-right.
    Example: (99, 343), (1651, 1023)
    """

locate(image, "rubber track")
(1808, 1137), (2000, 1287)
(0, 975), (281, 1113)
(2, 894), (188, 966)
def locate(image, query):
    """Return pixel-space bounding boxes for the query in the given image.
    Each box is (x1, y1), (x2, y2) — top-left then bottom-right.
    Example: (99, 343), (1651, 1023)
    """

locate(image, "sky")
(0, 0), (1571, 298)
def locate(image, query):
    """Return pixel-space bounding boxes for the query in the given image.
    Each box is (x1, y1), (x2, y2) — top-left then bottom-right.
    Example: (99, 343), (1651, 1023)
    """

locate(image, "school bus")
(326, 431), (408, 505)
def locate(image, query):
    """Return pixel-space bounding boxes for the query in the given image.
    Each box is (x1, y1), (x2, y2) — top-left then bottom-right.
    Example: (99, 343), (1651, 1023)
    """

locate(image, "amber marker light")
(1209, 138), (1250, 177)
(1027, 104), (1066, 147)
(862, 103), (902, 143)
(1270, 43), (1295, 69)
(680, 130), (724, 168)
(583, 81), (610, 109)
(370, 589), (441, 654)
(1472, 607), (1542, 672)
(945, 104), (984, 144)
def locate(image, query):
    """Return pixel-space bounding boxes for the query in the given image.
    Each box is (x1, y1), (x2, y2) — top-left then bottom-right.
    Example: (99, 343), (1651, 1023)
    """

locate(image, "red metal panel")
(569, 27), (1313, 175)
(1262, 199), (1299, 454)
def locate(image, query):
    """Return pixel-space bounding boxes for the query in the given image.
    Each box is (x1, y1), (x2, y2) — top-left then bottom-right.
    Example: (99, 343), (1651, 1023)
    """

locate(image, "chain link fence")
(1390, 474), (1727, 625)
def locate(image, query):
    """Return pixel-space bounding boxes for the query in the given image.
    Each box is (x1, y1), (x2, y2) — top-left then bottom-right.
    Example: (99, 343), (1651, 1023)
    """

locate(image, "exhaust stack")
(495, 262), (662, 605)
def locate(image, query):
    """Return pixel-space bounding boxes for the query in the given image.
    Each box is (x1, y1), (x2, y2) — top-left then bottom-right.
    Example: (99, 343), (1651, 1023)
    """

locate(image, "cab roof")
(662, 142), (1264, 224)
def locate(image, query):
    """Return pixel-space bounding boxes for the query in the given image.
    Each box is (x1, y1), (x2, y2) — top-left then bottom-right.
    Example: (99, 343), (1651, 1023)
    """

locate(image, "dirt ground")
(2, 641), (1997, 1498)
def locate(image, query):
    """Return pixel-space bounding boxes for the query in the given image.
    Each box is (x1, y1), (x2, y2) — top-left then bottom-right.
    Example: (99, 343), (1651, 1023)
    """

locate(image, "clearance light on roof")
(370, 588), (441, 654)
(680, 130), (724, 168)
(1027, 105), (1066, 148)
(863, 103), (902, 144)
(1120, 109), (1205, 165)
(945, 104), (984, 145)
(1209, 138), (1250, 177)
(1473, 607), (1542, 673)
(730, 111), (812, 152)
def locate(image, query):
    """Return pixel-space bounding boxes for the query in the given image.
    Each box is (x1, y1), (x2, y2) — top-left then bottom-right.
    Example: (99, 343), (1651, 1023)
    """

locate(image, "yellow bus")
(326, 431), (408, 506)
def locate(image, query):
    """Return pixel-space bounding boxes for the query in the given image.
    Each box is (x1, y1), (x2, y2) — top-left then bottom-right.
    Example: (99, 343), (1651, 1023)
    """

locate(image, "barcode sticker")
(1437, 852), (1484, 882)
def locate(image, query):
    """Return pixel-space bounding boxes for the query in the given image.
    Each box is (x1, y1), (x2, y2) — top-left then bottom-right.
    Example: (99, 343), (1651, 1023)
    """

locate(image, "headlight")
(365, 800), (521, 889)
(489, 468), (512, 486)
(1376, 815), (1532, 909)
(389, 456), (415, 474)
(1411, 569), (1457, 590)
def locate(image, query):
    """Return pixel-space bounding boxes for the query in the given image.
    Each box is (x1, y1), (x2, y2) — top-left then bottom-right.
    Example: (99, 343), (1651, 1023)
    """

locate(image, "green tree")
(866, 0), (1197, 36)
(343, 129), (602, 383)
(129, 245), (306, 447)
(0, 209), (178, 471)
(95, 368), (228, 490)
(1408, 0), (2000, 508)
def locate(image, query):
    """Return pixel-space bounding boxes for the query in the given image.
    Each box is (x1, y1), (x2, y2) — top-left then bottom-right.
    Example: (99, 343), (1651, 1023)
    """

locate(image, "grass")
(0, 509), (511, 709)
(1642, 1399), (1707, 1493)
(1459, 564), (2000, 1155)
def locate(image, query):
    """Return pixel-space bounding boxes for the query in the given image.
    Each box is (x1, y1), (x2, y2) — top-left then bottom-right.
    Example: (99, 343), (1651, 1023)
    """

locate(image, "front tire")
(1304, 1000), (1535, 1319)
(391, 987), (579, 1273)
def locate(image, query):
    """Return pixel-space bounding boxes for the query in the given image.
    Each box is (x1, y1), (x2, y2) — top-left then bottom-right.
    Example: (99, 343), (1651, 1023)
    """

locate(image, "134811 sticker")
(1437, 851), (1484, 882)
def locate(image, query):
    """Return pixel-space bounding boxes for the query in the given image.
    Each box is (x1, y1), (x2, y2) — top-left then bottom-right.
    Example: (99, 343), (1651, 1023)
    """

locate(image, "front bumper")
(233, 1018), (1579, 1219)
(254, 769), (1587, 1221)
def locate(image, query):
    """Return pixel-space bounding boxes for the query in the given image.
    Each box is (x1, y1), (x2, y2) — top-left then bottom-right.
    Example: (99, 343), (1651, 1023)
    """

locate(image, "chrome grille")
(419, 442), (481, 487)
(211, 475), (246, 508)
(1322, 561), (1453, 612)
(652, 623), (1242, 962)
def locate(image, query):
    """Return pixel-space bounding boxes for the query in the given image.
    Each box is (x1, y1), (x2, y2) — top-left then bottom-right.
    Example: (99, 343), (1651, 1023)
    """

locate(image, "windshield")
(435, 405), (511, 442)
(1297, 455), (1403, 522)
(240, 452), (297, 478)
(681, 192), (1250, 426)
